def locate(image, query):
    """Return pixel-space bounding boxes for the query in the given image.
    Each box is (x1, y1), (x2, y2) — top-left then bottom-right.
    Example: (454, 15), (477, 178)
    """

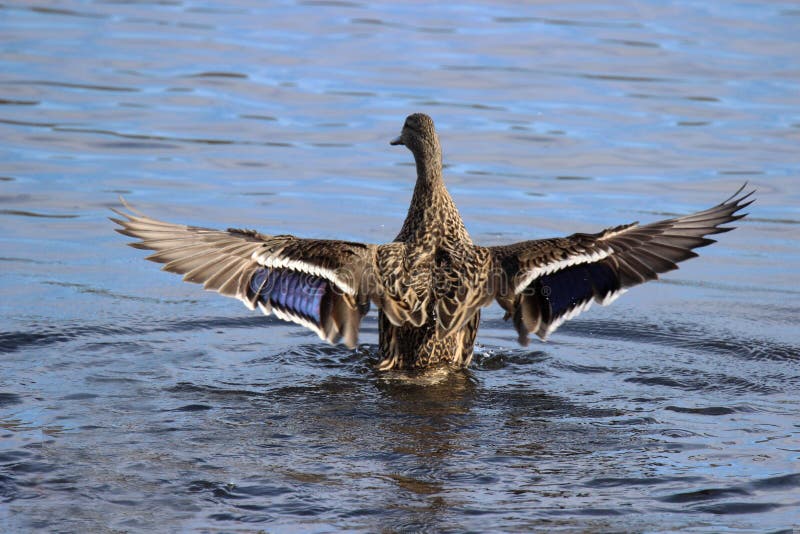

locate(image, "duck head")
(390, 113), (441, 159)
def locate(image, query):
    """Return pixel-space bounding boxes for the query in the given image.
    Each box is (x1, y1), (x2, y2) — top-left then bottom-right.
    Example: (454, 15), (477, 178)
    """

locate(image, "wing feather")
(111, 200), (376, 348)
(489, 185), (753, 344)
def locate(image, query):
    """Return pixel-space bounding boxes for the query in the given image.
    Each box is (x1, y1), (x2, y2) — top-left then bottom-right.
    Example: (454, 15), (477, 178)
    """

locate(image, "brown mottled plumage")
(111, 113), (753, 370)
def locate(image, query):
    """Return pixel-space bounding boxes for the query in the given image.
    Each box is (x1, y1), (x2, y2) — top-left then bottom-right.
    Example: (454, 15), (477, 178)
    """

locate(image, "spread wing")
(489, 185), (754, 344)
(111, 200), (376, 348)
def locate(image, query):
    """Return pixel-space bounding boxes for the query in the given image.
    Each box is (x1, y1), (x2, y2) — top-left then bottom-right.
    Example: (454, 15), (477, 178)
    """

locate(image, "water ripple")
(0, 209), (78, 219)
(2, 79), (137, 92)
(561, 318), (800, 363)
(663, 405), (752, 416)
(186, 71), (248, 79)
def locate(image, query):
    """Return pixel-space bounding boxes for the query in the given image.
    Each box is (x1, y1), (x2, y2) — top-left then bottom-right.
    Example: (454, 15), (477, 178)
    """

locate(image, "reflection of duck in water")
(112, 114), (753, 370)
(376, 367), (478, 414)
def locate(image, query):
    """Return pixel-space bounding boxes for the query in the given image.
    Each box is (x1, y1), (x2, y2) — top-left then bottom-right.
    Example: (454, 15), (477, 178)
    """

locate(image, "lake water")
(1, 0), (799, 531)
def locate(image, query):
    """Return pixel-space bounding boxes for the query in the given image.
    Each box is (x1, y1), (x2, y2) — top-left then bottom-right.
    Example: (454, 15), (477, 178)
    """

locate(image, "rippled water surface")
(1, 1), (799, 532)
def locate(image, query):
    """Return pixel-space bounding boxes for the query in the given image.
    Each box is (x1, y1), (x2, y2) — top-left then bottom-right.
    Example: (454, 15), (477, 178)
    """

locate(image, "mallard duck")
(111, 113), (753, 370)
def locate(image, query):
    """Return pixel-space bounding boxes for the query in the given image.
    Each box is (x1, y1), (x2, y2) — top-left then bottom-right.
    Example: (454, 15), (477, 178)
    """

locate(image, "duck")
(111, 113), (753, 370)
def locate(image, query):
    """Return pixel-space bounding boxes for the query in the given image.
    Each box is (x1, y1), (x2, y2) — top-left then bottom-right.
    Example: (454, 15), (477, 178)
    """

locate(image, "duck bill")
(390, 135), (404, 146)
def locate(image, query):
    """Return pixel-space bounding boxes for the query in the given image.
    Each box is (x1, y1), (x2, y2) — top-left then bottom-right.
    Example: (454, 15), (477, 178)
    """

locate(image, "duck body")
(375, 114), (492, 369)
(112, 113), (753, 371)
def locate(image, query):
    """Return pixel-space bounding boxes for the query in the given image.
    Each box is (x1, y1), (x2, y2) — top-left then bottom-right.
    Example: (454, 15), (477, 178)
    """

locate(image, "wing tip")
(110, 196), (161, 229)
(721, 182), (756, 209)
(117, 195), (149, 217)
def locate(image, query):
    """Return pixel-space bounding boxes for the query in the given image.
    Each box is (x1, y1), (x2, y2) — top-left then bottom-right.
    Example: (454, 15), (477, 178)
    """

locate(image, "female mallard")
(112, 113), (753, 370)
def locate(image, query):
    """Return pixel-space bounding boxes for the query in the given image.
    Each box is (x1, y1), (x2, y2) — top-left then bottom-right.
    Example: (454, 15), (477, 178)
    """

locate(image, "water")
(1, 0), (799, 531)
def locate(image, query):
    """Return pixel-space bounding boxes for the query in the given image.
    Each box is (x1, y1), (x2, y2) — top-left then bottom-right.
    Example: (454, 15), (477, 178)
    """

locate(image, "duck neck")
(411, 147), (445, 197)
(397, 144), (468, 243)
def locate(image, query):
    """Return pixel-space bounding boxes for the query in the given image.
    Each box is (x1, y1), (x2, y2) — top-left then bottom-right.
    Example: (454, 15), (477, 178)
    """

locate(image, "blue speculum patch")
(250, 268), (328, 323)
(539, 262), (619, 318)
